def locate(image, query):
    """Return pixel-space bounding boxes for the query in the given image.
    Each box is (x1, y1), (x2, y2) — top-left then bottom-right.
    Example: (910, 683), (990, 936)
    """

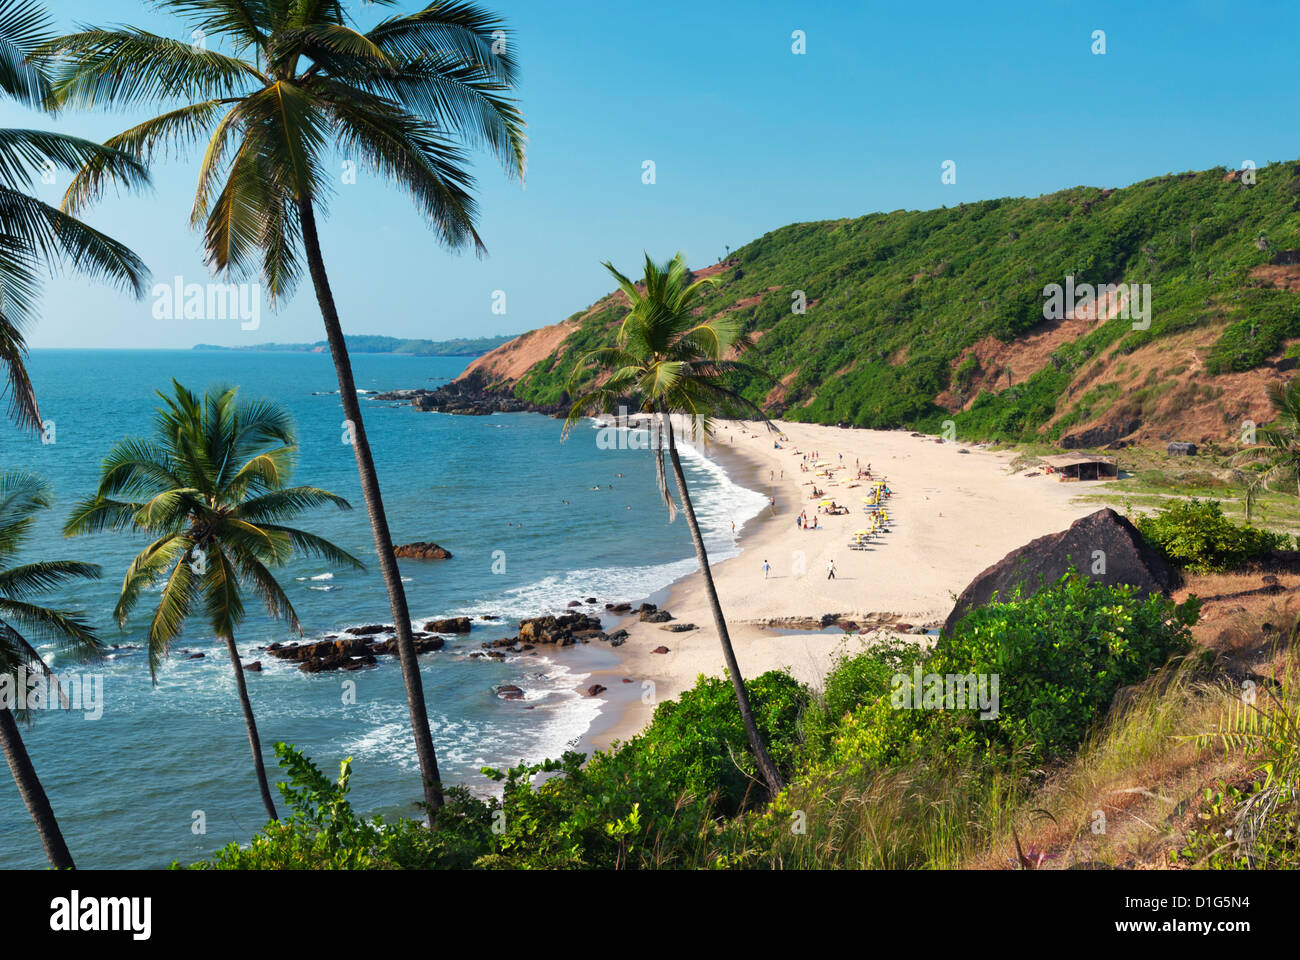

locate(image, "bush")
(1135, 498), (1289, 573)
(183, 743), (474, 869)
(826, 573), (1198, 770)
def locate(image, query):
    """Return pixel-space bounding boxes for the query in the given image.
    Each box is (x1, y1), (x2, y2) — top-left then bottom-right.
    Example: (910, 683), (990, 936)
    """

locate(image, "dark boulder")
(651, 645), (670, 654)
(943, 508), (1178, 635)
(393, 542), (452, 560)
(245, 661), (262, 672)
(344, 624), (390, 636)
(423, 617), (471, 633)
(585, 684), (607, 697)
(497, 684), (525, 701)
(640, 608), (674, 623)
(1167, 441), (1197, 457)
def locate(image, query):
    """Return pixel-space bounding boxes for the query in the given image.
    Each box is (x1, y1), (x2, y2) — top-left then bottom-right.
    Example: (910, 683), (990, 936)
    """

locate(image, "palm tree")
(0, 470), (102, 869)
(0, 0), (149, 430)
(1235, 378), (1300, 498)
(563, 252), (786, 798)
(42, 0), (524, 816)
(64, 381), (362, 822)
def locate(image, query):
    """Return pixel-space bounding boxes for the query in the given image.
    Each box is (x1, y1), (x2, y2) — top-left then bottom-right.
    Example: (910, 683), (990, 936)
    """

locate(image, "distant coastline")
(193, 333), (516, 358)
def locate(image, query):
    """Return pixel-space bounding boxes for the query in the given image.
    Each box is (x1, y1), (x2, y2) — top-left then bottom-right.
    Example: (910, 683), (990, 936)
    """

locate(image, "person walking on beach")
(762, 559), (771, 579)
(827, 558), (836, 580)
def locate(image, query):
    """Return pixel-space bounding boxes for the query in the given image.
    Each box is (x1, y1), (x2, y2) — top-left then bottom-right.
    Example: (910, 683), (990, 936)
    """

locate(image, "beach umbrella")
(819, 499), (834, 507)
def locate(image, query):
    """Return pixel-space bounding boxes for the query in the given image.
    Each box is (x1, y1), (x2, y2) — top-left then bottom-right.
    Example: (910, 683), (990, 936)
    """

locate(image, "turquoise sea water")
(0, 350), (767, 869)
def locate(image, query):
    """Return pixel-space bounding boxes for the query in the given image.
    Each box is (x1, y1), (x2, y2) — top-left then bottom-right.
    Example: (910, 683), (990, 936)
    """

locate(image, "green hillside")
(504, 160), (1300, 445)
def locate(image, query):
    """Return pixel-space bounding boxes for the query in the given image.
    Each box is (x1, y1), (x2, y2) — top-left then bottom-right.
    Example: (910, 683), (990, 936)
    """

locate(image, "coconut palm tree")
(0, 470), (102, 869)
(0, 0), (149, 430)
(563, 252), (786, 798)
(42, 0), (524, 815)
(64, 381), (362, 822)
(1235, 378), (1300, 498)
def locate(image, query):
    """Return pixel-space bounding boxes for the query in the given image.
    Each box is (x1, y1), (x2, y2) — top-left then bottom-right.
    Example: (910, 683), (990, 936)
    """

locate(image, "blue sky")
(10, 0), (1300, 349)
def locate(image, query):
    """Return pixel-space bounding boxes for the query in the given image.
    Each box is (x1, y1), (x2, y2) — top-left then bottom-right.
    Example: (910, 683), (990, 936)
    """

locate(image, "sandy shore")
(580, 419), (1102, 752)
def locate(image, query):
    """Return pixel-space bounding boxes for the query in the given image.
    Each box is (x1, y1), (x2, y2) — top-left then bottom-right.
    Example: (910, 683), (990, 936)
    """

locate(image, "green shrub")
(1135, 498), (1289, 573)
(826, 573), (1198, 770)
(182, 743), (478, 869)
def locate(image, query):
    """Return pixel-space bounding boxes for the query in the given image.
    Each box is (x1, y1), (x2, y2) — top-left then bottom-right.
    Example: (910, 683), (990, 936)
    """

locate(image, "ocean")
(0, 349), (768, 869)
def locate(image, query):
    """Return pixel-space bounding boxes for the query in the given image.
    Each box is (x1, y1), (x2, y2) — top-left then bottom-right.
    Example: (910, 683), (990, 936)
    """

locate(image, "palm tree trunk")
(661, 411), (786, 798)
(0, 705), (75, 869)
(222, 635), (277, 822)
(298, 197), (444, 815)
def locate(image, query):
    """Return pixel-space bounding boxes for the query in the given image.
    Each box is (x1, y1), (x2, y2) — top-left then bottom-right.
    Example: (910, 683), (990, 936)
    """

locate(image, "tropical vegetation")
(0, 470), (102, 869)
(563, 252), (786, 798)
(64, 381), (362, 821)
(41, 0), (527, 814)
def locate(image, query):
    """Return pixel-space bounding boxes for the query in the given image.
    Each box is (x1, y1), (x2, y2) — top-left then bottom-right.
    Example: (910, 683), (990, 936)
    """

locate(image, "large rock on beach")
(943, 507), (1177, 635)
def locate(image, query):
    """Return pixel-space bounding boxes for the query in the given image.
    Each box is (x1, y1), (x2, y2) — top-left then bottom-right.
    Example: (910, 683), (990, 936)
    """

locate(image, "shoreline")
(575, 418), (1105, 755)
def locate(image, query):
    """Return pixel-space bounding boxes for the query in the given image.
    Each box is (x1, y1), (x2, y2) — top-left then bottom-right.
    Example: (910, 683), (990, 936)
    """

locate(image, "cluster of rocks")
(481, 611), (604, 652)
(264, 618), (471, 673)
(373, 373), (560, 416)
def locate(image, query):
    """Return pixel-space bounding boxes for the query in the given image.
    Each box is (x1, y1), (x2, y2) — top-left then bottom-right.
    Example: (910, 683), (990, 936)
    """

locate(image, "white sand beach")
(584, 420), (1104, 751)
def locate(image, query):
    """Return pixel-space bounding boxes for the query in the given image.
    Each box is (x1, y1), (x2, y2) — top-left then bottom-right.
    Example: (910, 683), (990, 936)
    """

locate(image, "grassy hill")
(481, 160), (1300, 449)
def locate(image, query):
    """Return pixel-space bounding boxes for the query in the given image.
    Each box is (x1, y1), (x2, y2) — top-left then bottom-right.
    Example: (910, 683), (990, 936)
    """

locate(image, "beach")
(583, 419), (1104, 751)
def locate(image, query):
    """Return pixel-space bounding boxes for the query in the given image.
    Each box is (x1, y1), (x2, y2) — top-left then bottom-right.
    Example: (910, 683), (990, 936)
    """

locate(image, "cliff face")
(457, 317), (584, 386)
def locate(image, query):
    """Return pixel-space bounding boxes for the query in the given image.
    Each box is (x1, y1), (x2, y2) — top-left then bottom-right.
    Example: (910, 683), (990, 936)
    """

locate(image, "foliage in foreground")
(191, 574), (1216, 869)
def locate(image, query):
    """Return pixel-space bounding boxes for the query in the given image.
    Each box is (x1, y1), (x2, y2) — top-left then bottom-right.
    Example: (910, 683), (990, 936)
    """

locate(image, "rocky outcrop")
(516, 612), (603, 646)
(394, 542), (452, 560)
(267, 630), (444, 672)
(373, 372), (561, 417)
(943, 507), (1178, 635)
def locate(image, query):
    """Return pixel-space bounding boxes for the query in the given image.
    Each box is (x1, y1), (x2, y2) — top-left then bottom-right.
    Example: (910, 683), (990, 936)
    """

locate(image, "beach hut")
(1040, 454), (1119, 482)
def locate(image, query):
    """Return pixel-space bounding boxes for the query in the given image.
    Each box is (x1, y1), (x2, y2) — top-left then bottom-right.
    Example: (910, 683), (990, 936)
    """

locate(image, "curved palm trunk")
(0, 705), (75, 869)
(223, 635), (277, 822)
(661, 412), (786, 798)
(298, 197), (444, 815)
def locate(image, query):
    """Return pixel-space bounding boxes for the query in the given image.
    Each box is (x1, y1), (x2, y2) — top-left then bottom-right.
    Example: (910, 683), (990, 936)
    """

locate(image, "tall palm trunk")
(661, 412), (786, 798)
(222, 635), (277, 821)
(298, 197), (444, 815)
(0, 705), (75, 869)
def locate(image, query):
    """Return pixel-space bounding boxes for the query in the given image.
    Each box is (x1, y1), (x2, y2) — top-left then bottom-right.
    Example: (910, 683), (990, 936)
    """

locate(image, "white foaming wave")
(673, 433), (770, 548)
(430, 557), (700, 622)
(421, 428), (769, 622)
(337, 656), (603, 792)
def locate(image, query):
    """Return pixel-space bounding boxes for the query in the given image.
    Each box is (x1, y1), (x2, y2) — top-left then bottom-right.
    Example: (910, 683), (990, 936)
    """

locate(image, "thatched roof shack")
(1040, 453), (1119, 482)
